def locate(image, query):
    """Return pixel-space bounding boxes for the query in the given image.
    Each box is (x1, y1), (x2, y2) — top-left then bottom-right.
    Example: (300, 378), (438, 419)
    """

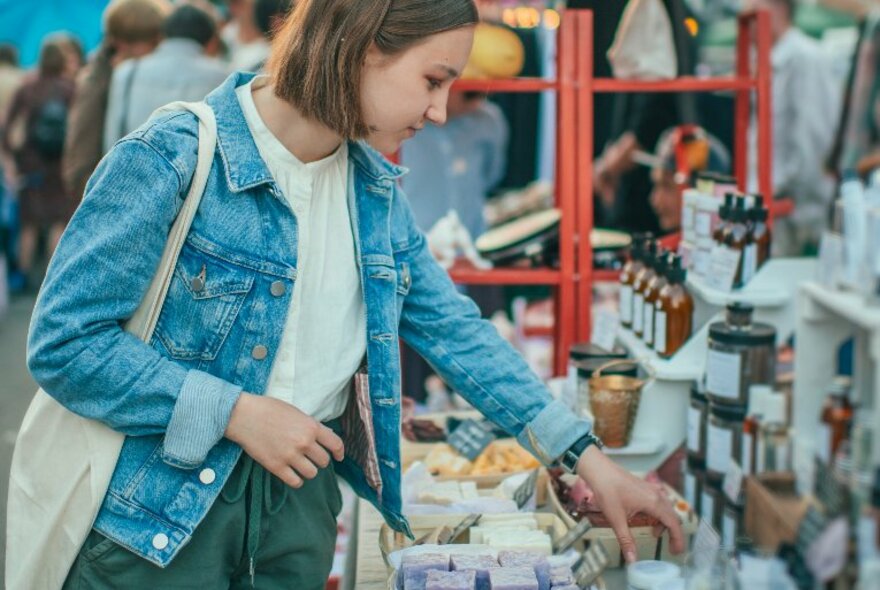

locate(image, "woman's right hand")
(224, 393), (345, 488)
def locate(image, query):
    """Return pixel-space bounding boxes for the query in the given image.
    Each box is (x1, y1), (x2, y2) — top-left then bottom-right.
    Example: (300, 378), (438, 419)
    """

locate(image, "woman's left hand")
(575, 445), (685, 564)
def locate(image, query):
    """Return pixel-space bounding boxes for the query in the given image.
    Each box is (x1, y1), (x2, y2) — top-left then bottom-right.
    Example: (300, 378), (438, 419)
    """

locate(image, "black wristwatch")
(557, 432), (604, 474)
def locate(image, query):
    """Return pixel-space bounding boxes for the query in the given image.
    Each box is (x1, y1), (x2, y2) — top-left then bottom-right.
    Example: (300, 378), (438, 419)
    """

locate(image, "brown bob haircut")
(266, 0), (479, 139)
(103, 0), (171, 44)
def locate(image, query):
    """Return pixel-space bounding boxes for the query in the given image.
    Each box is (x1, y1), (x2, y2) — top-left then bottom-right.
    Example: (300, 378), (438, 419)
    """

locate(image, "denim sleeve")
(27, 136), (242, 468)
(393, 188), (592, 465)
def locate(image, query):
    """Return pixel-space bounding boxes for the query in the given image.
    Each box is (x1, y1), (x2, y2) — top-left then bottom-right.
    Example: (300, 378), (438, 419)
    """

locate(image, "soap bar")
(549, 565), (574, 587)
(488, 567), (539, 590)
(451, 554), (499, 590)
(425, 570), (477, 590)
(550, 586), (579, 590)
(401, 553), (450, 590)
(497, 551), (550, 590)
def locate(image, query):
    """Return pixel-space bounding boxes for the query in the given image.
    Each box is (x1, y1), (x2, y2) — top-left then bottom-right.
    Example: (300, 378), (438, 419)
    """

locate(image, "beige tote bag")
(5, 101), (217, 590)
(607, 0), (678, 80)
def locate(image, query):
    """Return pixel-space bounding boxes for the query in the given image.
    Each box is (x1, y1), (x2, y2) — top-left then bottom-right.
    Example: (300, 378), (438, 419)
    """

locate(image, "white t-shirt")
(236, 77), (366, 421)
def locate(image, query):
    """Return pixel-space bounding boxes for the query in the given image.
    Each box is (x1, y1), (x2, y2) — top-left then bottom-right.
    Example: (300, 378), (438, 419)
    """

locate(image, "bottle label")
(817, 424), (832, 464)
(743, 244), (758, 284)
(742, 431), (754, 475)
(707, 421), (734, 474)
(687, 405), (703, 453)
(775, 439), (790, 471)
(633, 293), (644, 332)
(706, 349), (742, 400)
(620, 285), (633, 323)
(723, 513), (736, 549)
(756, 435), (766, 474)
(684, 472), (696, 506)
(695, 212), (712, 238)
(701, 490), (715, 523)
(655, 310), (668, 354)
(644, 302), (654, 343)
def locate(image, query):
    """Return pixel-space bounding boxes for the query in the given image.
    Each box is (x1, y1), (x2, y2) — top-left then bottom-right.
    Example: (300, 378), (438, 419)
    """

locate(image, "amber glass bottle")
(655, 255), (694, 357)
(714, 193), (735, 245)
(820, 381), (855, 463)
(642, 252), (670, 348)
(725, 197), (750, 288)
(631, 240), (657, 338)
(619, 233), (651, 329)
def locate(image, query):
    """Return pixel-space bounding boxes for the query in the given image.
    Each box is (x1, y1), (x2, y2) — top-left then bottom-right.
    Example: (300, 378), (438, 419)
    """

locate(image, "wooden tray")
(546, 479), (698, 568)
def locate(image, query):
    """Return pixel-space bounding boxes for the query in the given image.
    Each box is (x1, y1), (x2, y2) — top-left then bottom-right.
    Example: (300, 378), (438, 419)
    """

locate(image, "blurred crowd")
(0, 0), (291, 295)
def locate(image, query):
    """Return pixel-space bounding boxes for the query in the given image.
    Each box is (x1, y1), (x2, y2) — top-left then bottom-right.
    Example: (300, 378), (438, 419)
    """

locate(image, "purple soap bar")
(488, 567), (539, 590)
(451, 554), (499, 590)
(401, 553), (450, 590)
(549, 565), (575, 587)
(425, 569), (477, 590)
(497, 552), (550, 590)
(551, 586), (579, 590)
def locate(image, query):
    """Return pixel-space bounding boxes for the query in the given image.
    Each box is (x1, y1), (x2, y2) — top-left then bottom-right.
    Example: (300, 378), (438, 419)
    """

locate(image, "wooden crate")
(545, 479), (698, 568)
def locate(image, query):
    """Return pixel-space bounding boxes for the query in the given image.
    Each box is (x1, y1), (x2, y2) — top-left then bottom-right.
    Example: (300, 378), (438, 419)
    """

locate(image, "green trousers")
(62, 456), (342, 590)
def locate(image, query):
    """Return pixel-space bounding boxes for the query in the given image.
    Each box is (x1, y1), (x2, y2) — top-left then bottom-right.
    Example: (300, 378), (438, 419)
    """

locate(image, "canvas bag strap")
(125, 101), (218, 342)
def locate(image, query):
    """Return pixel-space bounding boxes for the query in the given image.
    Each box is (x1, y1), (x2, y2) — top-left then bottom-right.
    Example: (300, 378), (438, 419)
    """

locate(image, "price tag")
(704, 245), (742, 292)
(553, 518), (593, 554)
(691, 519), (721, 571)
(817, 231), (844, 288)
(573, 541), (611, 588)
(722, 460), (744, 504)
(513, 469), (540, 509)
(591, 309), (619, 353)
(438, 513), (482, 545)
(447, 419), (496, 461)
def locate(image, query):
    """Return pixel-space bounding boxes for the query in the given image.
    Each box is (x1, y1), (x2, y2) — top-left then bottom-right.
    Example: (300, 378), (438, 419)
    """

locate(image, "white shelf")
(687, 257), (815, 308)
(603, 436), (666, 457)
(616, 323), (709, 382)
(792, 281), (880, 495)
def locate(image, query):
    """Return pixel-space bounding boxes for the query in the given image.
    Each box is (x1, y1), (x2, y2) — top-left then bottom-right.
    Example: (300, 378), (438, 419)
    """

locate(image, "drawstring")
(221, 456), (290, 586)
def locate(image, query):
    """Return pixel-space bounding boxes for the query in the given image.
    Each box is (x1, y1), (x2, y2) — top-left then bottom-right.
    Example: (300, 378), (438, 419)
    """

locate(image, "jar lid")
(709, 320), (776, 346)
(569, 342), (627, 362)
(577, 359), (638, 380)
(627, 561), (682, 590)
(709, 403), (748, 422)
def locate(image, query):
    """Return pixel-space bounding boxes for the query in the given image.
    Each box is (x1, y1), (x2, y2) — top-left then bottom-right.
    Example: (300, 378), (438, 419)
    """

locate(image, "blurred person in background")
(1, 37), (75, 289)
(249, 0), (293, 71)
(745, 0), (840, 256)
(62, 0), (170, 203)
(0, 44), (24, 292)
(58, 35), (86, 81)
(222, 0), (269, 71)
(103, 1), (229, 150)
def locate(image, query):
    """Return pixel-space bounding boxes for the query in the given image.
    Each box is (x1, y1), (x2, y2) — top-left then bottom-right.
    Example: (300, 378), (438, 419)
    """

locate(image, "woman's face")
(360, 26), (475, 154)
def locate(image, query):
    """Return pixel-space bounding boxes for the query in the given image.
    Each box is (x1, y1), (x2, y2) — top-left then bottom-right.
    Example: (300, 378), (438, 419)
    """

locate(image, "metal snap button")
(152, 533), (169, 550)
(191, 277), (205, 292)
(270, 281), (286, 297)
(199, 468), (216, 485)
(252, 345), (269, 360)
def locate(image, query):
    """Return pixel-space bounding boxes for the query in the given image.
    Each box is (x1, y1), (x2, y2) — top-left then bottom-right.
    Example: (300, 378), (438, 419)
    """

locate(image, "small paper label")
(723, 460), (744, 503)
(742, 431), (754, 475)
(591, 309), (620, 354)
(513, 469), (539, 509)
(707, 421), (734, 475)
(643, 302), (654, 343)
(684, 472), (697, 506)
(574, 542), (611, 587)
(706, 349), (742, 400)
(705, 245), (742, 292)
(687, 405), (702, 453)
(695, 212), (712, 237)
(816, 424), (832, 464)
(447, 420), (496, 461)
(701, 490), (715, 523)
(620, 285), (633, 323)
(743, 244), (758, 284)
(553, 518), (593, 554)
(654, 310), (667, 354)
(632, 293), (644, 332)
(438, 513), (482, 545)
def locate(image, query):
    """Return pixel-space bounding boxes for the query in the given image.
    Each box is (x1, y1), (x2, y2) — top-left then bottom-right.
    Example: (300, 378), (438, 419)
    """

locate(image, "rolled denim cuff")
(162, 369), (243, 469)
(515, 400), (593, 466)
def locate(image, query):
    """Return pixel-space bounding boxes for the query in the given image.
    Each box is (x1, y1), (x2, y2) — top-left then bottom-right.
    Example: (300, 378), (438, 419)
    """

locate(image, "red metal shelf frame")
(445, 9), (773, 376)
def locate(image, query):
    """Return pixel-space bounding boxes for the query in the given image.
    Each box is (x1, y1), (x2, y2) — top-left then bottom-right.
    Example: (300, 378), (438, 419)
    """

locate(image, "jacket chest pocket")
(154, 240), (254, 361)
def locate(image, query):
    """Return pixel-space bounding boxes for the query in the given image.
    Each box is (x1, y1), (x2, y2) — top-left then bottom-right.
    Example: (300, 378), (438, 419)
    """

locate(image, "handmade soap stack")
(398, 551), (575, 590)
(468, 514), (553, 556)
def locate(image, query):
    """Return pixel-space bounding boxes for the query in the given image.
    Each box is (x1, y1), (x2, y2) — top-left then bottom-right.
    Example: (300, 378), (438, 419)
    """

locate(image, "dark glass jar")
(706, 403), (747, 487)
(687, 384), (709, 467)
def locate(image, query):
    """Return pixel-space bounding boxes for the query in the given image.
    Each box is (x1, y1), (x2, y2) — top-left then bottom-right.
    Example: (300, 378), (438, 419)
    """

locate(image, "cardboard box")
(744, 473), (809, 553)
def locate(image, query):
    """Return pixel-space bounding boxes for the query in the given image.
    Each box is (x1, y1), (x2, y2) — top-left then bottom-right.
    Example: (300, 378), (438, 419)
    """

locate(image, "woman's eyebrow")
(434, 64), (460, 78)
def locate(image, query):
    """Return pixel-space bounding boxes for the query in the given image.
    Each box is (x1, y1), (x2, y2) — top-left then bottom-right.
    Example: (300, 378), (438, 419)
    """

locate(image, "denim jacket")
(27, 72), (591, 567)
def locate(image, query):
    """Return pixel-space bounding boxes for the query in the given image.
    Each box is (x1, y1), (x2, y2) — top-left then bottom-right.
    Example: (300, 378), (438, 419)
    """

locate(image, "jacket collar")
(204, 72), (407, 194)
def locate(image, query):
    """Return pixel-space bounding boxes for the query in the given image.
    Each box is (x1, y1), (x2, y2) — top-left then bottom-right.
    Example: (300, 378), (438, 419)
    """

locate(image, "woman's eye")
(427, 78), (443, 90)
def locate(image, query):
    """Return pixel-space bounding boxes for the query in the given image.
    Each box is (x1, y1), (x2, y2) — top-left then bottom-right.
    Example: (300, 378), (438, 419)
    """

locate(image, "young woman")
(28, 1), (683, 587)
